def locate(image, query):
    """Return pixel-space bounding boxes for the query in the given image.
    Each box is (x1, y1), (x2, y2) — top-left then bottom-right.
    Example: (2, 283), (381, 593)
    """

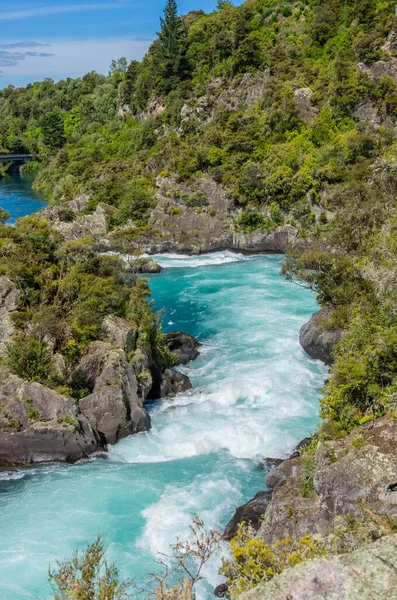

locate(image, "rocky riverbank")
(41, 192), (307, 257)
(0, 273), (199, 467)
(220, 308), (397, 599)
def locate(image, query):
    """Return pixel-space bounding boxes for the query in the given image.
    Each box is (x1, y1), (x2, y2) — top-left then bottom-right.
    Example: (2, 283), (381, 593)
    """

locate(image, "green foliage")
(235, 207), (265, 232)
(48, 536), (132, 599)
(300, 439), (318, 497)
(220, 525), (328, 595)
(155, 0), (187, 94)
(6, 333), (55, 384)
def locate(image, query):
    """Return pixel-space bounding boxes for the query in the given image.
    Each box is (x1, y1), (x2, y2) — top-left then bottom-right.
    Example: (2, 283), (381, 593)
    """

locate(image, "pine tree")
(156, 0), (184, 93)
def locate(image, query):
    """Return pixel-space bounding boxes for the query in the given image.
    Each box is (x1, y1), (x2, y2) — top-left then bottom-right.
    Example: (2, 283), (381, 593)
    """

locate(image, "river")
(0, 177), (327, 599)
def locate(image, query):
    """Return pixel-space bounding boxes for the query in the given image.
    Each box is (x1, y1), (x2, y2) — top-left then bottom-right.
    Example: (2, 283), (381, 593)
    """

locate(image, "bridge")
(0, 153), (33, 163)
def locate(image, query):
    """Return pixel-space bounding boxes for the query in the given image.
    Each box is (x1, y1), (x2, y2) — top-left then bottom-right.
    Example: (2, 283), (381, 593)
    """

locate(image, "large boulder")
(128, 257), (162, 274)
(237, 535), (397, 600)
(160, 368), (192, 397)
(72, 341), (151, 445)
(299, 306), (343, 365)
(165, 331), (201, 365)
(0, 366), (100, 465)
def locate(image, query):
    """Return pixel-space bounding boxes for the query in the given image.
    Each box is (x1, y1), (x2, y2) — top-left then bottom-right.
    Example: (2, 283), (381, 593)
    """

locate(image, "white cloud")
(1, 38), (151, 85)
(0, 3), (128, 21)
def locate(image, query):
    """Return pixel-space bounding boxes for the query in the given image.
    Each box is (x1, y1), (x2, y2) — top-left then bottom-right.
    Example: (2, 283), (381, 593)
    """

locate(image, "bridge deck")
(0, 154), (33, 162)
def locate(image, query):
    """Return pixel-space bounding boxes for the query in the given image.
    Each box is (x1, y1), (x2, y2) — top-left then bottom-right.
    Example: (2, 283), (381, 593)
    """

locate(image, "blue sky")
(0, 0), (228, 88)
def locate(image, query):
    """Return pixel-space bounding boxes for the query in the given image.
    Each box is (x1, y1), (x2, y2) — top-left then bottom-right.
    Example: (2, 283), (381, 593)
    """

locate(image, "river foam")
(0, 253), (327, 599)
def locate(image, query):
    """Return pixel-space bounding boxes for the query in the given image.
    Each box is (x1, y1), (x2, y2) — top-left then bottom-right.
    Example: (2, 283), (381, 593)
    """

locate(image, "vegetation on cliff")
(0, 213), (170, 397)
(1, 0), (397, 433)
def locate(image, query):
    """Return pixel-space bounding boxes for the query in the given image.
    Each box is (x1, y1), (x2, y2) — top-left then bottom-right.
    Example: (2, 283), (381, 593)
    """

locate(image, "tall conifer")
(156, 0), (184, 93)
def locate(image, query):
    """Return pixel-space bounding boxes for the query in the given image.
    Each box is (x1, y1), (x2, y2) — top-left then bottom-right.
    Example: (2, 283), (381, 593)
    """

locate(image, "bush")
(220, 525), (328, 595)
(6, 333), (55, 383)
(235, 208), (265, 232)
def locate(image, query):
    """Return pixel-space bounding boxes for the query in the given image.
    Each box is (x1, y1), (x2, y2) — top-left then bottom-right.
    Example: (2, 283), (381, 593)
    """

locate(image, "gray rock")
(72, 342), (151, 444)
(164, 331), (201, 365)
(258, 416), (397, 546)
(79, 385), (149, 445)
(101, 314), (138, 354)
(358, 60), (397, 85)
(237, 535), (397, 600)
(223, 491), (273, 541)
(0, 367), (99, 465)
(299, 306), (343, 365)
(0, 276), (20, 355)
(128, 257), (162, 274)
(294, 88), (319, 123)
(49, 203), (112, 241)
(160, 368), (192, 397)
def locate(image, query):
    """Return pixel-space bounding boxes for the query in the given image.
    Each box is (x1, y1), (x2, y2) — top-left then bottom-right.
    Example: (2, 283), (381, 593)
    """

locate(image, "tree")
(40, 109), (66, 150)
(155, 0), (185, 93)
(216, 0), (233, 10)
(48, 537), (132, 599)
(109, 57), (128, 76)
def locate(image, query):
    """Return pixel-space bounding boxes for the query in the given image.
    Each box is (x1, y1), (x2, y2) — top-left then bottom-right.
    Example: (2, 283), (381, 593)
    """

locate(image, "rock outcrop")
(72, 341), (151, 445)
(299, 306), (343, 365)
(0, 366), (100, 465)
(160, 368), (192, 397)
(294, 88), (319, 123)
(0, 276), (20, 356)
(43, 199), (112, 242)
(101, 315), (138, 354)
(128, 257), (162, 274)
(223, 491), (273, 541)
(237, 535), (397, 600)
(164, 331), (201, 365)
(257, 416), (397, 546)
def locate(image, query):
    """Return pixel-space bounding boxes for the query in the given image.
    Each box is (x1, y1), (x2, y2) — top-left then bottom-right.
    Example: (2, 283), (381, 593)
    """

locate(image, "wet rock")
(223, 491), (273, 541)
(299, 306), (343, 365)
(165, 331), (201, 365)
(0, 366), (100, 465)
(160, 368), (192, 397)
(214, 583), (229, 598)
(128, 257), (162, 274)
(238, 535), (397, 600)
(256, 457), (284, 471)
(101, 314), (138, 354)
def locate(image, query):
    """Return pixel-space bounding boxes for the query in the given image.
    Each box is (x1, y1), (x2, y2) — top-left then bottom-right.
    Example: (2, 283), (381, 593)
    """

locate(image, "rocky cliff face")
(0, 310), (199, 467)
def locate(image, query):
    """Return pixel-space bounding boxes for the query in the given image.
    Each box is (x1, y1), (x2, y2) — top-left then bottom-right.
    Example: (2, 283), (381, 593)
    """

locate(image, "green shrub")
(6, 333), (55, 384)
(235, 208), (265, 232)
(220, 525), (328, 595)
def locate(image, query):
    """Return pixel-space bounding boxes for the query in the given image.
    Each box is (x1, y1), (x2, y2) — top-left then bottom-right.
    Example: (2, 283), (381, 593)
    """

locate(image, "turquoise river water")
(0, 178), (327, 599)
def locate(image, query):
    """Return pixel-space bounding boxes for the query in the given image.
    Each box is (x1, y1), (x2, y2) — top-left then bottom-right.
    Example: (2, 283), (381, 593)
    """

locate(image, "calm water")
(0, 173), (46, 224)
(0, 180), (327, 599)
